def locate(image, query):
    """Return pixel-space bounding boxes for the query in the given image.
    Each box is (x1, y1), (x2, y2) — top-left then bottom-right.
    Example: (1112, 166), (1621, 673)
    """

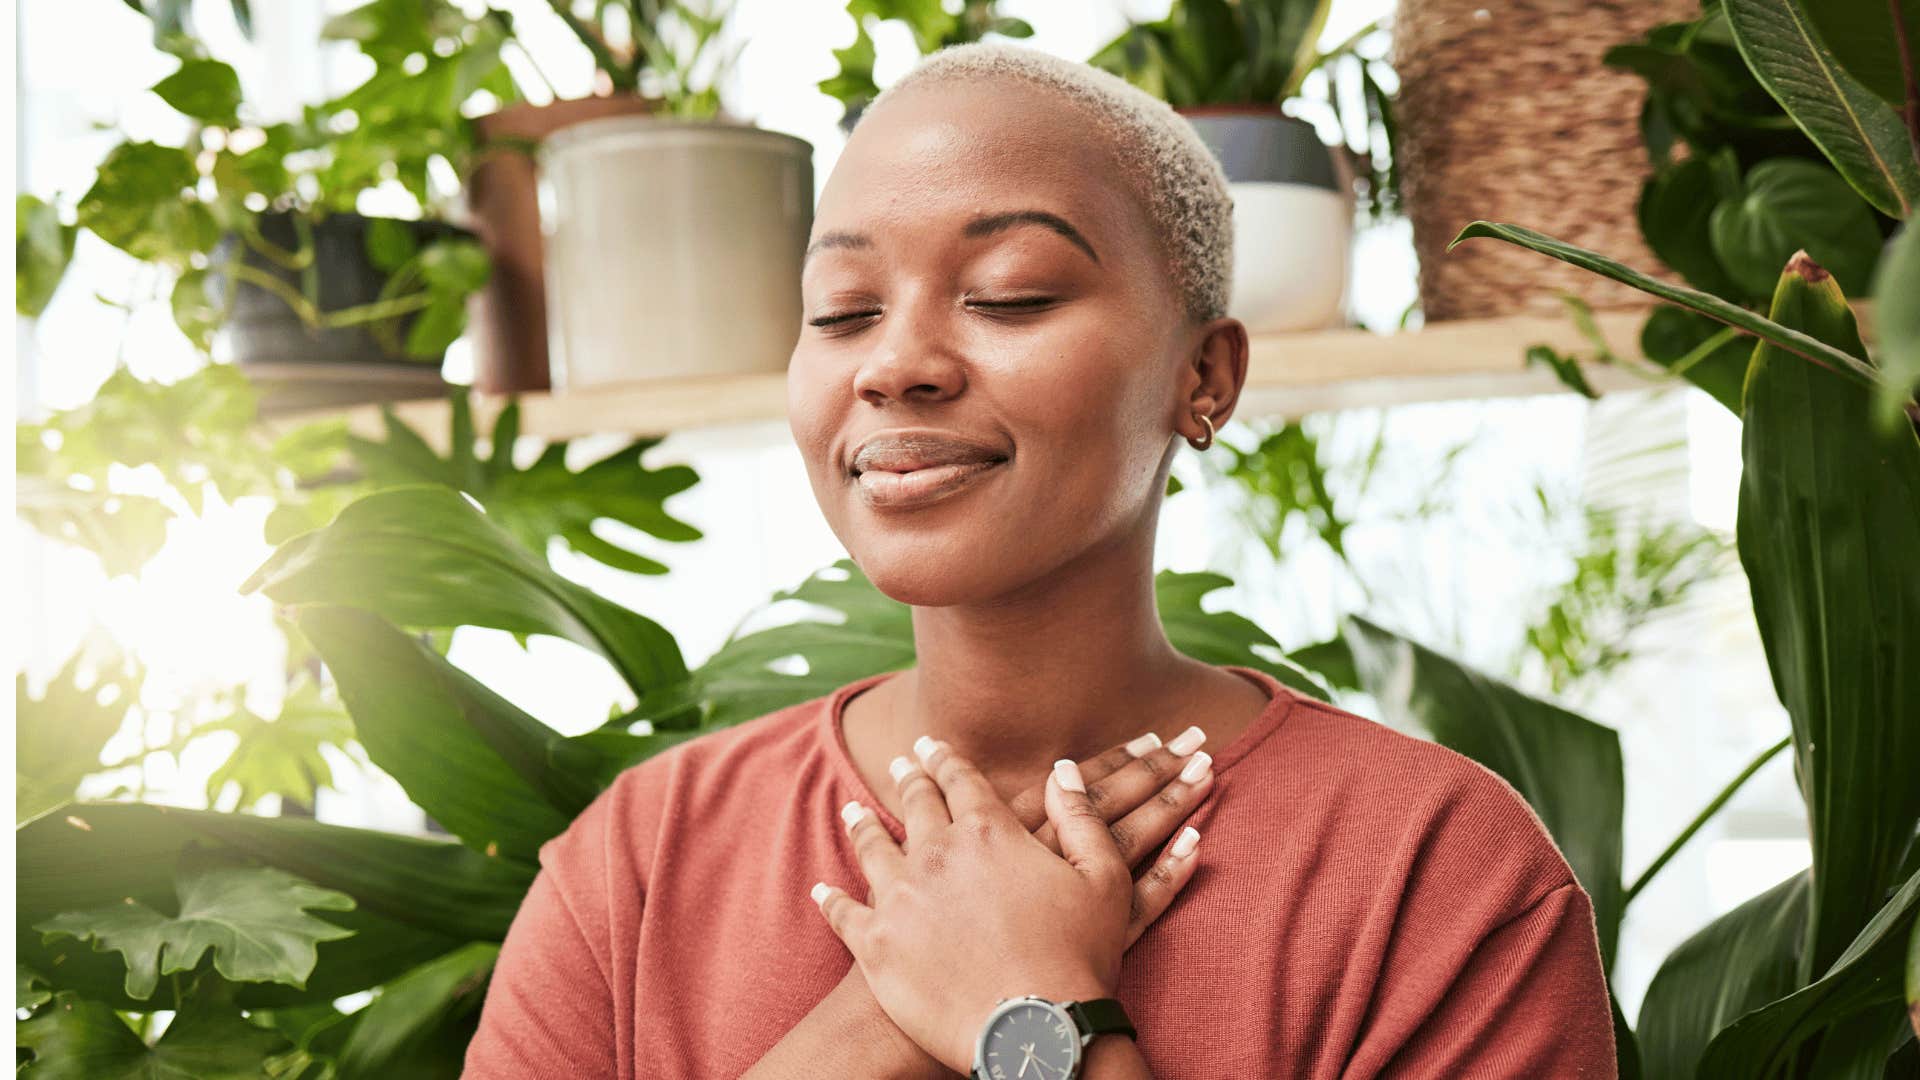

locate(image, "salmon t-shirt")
(462, 664), (1617, 1078)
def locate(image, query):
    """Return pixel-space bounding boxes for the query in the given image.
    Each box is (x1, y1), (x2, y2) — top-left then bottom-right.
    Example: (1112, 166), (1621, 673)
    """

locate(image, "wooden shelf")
(264, 311), (1661, 451)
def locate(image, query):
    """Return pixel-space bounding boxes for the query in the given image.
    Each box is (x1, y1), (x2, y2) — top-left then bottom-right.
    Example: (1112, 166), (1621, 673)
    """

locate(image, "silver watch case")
(971, 995), (1089, 1080)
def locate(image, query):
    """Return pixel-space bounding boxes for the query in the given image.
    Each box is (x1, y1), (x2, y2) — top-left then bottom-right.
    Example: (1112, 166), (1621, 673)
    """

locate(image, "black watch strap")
(1066, 997), (1136, 1041)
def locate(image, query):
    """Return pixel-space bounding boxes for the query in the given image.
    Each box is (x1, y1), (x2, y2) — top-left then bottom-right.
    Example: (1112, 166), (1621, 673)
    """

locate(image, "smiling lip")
(854, 459), (1006, 509)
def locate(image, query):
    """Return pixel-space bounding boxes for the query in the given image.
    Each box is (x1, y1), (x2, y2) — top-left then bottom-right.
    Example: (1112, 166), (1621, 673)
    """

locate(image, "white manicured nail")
(1124, 731), (1162, 757)
(888, 755), (914, 782)
(1167, 725), (1206, 756)
(1053, 758), (1085, 793)
(913, 735), (939, 764)
(810, 881), (832, 904)
(1171, 826), (1200, 859)
(1178, 750), (1212, 784)
(840, 799), (866, 831)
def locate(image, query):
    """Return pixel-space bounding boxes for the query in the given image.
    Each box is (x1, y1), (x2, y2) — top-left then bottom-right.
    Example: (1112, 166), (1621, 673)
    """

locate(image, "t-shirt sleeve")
(461, 863), (621, 1080)
(1379, 879), (1618, 1077)
(462, 767), (647, 1080)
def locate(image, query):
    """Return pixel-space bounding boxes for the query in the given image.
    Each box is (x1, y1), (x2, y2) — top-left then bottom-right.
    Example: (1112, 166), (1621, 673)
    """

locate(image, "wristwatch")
(970, 995), (1136, 1079)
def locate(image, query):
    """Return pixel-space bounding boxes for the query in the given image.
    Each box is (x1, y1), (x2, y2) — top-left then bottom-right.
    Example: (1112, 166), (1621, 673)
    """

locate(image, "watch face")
(978, 998), (1079, 1080)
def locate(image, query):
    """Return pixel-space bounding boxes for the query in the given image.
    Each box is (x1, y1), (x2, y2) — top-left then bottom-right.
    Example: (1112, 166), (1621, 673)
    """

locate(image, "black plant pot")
(211, 210), (472, 414)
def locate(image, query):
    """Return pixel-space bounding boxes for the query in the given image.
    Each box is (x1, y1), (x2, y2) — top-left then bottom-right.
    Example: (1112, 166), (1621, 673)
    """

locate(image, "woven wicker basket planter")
(1393, 0), (1692, 321)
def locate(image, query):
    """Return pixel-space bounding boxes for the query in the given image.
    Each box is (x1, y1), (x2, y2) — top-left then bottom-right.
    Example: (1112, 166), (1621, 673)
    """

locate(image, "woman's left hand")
(810, 737), (1201, 1075)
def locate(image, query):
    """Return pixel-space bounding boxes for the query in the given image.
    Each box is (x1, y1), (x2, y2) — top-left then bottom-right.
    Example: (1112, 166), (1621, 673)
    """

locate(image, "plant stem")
(229, 262), (437, 331)
(1623, 734), (1791, 906)
(1890, 0), (1920, 170)
(547, 0), (634, 93)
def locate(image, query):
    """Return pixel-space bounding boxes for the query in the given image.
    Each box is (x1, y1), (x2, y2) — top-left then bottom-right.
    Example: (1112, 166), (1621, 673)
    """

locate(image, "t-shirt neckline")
(818, 664), (1300, 840)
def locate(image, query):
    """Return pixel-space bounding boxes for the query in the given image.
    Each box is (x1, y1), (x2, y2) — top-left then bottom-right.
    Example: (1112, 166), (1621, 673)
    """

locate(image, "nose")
(851, 291), (966, 408)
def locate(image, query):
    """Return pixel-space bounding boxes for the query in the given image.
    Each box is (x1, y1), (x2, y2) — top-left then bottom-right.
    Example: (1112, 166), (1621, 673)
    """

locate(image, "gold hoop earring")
(1190, 412), (1214, 451)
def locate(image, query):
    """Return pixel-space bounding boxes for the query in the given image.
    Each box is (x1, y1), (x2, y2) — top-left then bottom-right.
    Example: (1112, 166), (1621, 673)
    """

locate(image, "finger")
(1044, 758), (1127, 886)
(1102, 748), (1212, 868)
(839, 798), (904, 893)
(1125, 825), (1201, 948)
(810, 880), (871, 950)
(916, 736), (1013, 828)
(1007, 732), (1160, 832)
(1034, 736), (1211, 862)
(889, 751), (950, 840)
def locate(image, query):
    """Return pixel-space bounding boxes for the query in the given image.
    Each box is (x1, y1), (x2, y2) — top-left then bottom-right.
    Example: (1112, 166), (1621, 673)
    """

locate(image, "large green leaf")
(1874, 222), (1920, 429)
(16, 639), (143, 825)
(35, 845), (356, 1001)
(1637, 871), (1810, 1079)
(242, 484), (687, 698)
(1724, 0), (1920, 219)
(1800, 0), (1920, 109)
(333, 942), (497, 1079)
(1700, 867), (1920, 1076)
(1340, 614), (1625, 969)
(18, 801), (527, 1009)
(197, 671), (358, 811)
(1155, 570), (1333, 702)
(75, 141), (218, 268)
(150, 57), (242, 126)
(1641, 305), (1753, 414)
(344, 392), (703, 577)
(293, 604), (590, 860)
(1451, 221), (1884, 392)
(1707, 158), (1885, 298)
(18, 982), (293, 1079)
(1736, 255), (1920, 985)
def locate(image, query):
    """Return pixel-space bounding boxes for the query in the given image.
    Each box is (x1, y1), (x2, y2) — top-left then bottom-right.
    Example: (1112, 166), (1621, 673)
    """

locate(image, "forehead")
(812, 79), (1148, 259)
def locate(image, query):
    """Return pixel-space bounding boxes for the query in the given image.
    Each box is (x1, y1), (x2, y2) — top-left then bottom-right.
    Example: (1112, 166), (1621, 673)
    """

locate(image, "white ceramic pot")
(539, 117), (814, 391)
(1179, 108), (1352, 333)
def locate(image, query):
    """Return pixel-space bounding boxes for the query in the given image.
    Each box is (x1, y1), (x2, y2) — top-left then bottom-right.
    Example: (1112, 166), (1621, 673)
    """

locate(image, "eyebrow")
(802, 209), (1101, 268)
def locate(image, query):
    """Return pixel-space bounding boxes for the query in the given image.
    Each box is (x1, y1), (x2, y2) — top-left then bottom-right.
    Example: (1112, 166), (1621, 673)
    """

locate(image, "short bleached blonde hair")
(863, 41), (1234, 325)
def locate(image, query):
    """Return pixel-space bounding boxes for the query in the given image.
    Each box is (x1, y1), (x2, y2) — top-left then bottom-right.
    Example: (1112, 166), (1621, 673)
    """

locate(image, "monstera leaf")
(343, 391), (702, 576)
(197, 671), (359, 812)
(35, 845), (356, 1001)
(17, 980), (293, 1080)
(16, 636), (144, 825)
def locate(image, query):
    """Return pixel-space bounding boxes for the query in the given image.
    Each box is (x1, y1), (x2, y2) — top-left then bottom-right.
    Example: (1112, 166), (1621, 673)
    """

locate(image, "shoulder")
(1257, 694), (1581, 910)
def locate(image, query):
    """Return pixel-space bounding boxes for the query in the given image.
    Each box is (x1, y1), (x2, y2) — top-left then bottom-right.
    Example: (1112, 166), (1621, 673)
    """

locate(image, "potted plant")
(818, 0), (1036, 134)
(30, 24), (497, 414)
(1089, 0), (1354, 333)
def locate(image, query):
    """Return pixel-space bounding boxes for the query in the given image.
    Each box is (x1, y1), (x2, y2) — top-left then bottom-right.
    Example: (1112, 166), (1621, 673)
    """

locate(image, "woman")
(463, 42), (1616, 1079)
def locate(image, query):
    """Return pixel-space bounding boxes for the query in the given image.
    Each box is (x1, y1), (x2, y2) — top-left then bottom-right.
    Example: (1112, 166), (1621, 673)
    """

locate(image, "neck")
(875, 526), (1203, 782)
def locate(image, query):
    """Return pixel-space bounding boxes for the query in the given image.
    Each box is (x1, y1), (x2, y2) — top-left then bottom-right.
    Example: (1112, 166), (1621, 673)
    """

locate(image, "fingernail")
(912, 734), (939, 765)
(1053, 758), (1085, 793)
(1179, 750), (1212, 784)
(810, 881), (832, 904)
(840, 799), (867, 831)
(1168, 725), (1206, 756)
(1124, 731), (1162, 757)
(1171, 826), (1200, 858)
(888, 755), (914, 783)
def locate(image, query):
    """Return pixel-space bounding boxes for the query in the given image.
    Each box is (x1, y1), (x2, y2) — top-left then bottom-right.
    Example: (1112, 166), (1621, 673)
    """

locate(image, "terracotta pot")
(464, 95), (656, 394)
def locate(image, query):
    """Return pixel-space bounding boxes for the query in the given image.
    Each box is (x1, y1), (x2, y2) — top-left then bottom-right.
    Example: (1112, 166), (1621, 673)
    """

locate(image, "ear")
(1184, 316), (1250, 433)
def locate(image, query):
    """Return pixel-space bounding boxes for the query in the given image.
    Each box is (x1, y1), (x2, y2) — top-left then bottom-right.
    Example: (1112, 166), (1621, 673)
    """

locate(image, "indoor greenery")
(817, 0), (1035, 125)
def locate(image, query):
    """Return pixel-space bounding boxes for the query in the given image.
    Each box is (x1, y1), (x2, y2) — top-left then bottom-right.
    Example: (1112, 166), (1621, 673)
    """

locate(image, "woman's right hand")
(848, 727), (1214, 1077)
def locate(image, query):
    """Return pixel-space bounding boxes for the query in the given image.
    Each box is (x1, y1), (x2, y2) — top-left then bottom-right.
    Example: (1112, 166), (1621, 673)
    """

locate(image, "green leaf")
(415, 237), (489, 293)
(1707, 158), (1885, 298)
(241, 483), (689, 698)
(1340, 614), (1625, 969)
(18, 963), (53, 1012)
(150, 57), (242, 126)
(169, 268), (225, 351)
(291, 604), (589, 860)
(197, 672), (357, 812)
(1640, 305), (1753, 414)
(12, 475), (174, 578)
(1449, 221), (1885, 392)
(334, 942), (497, 1077)
(1639, 155), (1743, 297)
(1908, 914), (1920, 1042)
(1155, 570), (1333, 702)
(1637, 871), (1810, 1078)
(362, 215), (418, 272)
(76, 142), (217, 268)
(35, 845), (355, 1001)
(17, 982), (293, 1079)
(1873, 222), (1920, 429)
(16, 636), (143, 825)
(17, 193), (76, 316)
(1736, 254), (1920, 984)
(18, 800), (529, 1009)
(1801, 0), (1920, 108)
(1526, 344), (1600, 399)
(402, 295), (467, 357)
(342, 392), (705, 578)
(1700, 866), (1920, 1075)
(1723, 0), (1920, 219)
